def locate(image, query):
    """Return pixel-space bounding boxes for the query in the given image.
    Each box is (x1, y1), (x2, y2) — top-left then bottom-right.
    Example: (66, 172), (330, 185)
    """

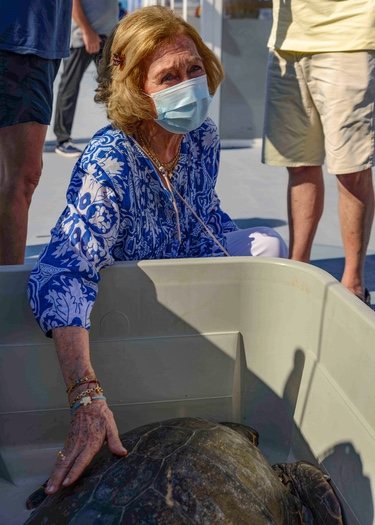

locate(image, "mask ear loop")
(168, 180), (230, 257)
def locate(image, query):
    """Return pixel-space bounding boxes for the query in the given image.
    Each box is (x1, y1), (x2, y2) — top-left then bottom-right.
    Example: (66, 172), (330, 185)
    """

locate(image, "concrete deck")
(27, 63), (375, 303)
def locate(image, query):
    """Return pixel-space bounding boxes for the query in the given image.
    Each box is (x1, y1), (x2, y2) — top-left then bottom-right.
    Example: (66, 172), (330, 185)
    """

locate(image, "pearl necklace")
(137, 131), (181, 179)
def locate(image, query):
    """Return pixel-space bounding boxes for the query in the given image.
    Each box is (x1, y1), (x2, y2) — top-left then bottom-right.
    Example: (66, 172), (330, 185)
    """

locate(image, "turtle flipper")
(25, 479), (49, 510)
(272, 461), (343, 525)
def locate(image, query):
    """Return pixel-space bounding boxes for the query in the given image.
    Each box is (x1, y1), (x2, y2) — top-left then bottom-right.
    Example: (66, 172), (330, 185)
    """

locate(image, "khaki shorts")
(262, 50), (375, 174)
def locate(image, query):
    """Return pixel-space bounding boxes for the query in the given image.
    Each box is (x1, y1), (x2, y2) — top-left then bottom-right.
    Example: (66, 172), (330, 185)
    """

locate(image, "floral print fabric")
(28, 118), (238, 336)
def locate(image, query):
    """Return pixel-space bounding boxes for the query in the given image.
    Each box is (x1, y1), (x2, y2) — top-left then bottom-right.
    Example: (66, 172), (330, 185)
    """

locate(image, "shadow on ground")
(312, 254), (375, 306)
(25, 244), (48, 262)
(234, 217), (287, 229)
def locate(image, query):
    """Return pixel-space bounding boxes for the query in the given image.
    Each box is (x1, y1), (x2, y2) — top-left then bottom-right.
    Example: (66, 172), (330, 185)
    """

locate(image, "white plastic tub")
(1, 258), (374, 524)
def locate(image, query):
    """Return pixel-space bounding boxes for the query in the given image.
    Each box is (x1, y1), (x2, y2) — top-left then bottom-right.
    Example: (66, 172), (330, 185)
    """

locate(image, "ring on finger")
(57, 450), (66, 462)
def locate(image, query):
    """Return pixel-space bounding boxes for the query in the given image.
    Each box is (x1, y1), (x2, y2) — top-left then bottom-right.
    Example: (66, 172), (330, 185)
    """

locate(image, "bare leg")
(337, 168), (374, 299)
(0, 122), (47, 265)
(287, 166), (324, 261)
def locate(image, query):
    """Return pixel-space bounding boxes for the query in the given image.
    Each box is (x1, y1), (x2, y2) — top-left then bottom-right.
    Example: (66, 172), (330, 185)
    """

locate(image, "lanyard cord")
(161, 173), (182, 243)
(168, 178), (230, 257)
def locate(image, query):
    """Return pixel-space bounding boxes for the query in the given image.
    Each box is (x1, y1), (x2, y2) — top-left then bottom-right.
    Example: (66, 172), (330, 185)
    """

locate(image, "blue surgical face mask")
(150, 75), (212, 134)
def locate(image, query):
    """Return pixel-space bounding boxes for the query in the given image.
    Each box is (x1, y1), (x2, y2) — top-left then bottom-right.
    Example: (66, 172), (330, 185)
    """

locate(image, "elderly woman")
(28, 6), (287, 494)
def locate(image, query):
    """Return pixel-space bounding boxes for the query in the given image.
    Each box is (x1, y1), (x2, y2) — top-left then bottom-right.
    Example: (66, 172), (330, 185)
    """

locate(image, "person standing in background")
(54, 0), (119, 158)
(262, 1), (374, 304)
(0, 1), (72, 265)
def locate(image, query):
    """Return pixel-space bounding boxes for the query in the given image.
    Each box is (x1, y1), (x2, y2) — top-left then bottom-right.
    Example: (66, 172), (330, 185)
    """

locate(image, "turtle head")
(272, 461), (344, 525)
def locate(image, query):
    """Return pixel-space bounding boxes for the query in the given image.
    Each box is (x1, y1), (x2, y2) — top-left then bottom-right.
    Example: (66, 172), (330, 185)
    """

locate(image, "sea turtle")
(25, 417), (343, 524)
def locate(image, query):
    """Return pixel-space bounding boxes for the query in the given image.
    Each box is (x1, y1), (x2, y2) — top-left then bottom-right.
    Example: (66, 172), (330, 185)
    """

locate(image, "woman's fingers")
(44, 403), (126, 494)
(45, 448), (76, 494)
(62, 445), (101, 487)
(45, 405), (105, 494)
(46, 439), (101, 493)
(106, 415), (128, 456)
(47, 433), (104, 492)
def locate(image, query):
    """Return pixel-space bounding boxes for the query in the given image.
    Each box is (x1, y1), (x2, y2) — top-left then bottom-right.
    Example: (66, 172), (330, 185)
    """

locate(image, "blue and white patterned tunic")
(28, 118), (238, 336)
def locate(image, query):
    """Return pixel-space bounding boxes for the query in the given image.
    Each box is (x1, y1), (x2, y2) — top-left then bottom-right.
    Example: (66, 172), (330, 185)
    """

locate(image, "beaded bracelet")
(68, 380), (101, 397)
(70, 395), (107, 416)
(70, 385), (104, 407)
(66, 375), (99, 395)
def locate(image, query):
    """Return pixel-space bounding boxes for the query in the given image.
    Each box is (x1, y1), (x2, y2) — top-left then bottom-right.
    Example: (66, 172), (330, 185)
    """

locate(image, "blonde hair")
(95, 6), (224, 134)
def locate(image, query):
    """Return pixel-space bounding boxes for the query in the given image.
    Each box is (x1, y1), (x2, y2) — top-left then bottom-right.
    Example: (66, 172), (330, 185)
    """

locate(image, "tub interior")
(0, 258), (374, 524)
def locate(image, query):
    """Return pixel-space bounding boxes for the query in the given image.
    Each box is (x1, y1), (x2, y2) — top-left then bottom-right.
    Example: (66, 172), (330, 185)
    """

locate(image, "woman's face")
(143, 34), (206, 95)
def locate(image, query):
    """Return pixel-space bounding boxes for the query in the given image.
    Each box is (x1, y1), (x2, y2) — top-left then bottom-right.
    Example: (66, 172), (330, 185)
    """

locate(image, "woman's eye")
(161, 73), (175, 83)
(190, 65), (203, 73)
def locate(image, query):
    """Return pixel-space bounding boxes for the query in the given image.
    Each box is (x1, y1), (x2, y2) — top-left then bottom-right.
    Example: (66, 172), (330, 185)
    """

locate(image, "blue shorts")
(0, 50), (60, 128)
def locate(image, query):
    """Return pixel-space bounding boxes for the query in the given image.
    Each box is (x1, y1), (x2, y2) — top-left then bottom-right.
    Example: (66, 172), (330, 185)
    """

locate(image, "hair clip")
(112, 53), (124, 66)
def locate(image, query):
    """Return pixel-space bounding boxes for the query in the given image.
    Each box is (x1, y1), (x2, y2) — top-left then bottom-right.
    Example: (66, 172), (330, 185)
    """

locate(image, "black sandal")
(364, 288), (372, 306)
(355, 288), (372, 306)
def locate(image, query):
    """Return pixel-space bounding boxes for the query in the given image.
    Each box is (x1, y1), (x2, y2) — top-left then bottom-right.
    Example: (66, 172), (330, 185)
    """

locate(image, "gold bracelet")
(70, 385), (104, 407)
(66, 376), (99, 394)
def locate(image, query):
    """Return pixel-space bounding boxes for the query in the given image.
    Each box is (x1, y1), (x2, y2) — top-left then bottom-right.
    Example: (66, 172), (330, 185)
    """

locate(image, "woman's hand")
(46, 327), (128, 494)
(45, 400), (127, 494)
